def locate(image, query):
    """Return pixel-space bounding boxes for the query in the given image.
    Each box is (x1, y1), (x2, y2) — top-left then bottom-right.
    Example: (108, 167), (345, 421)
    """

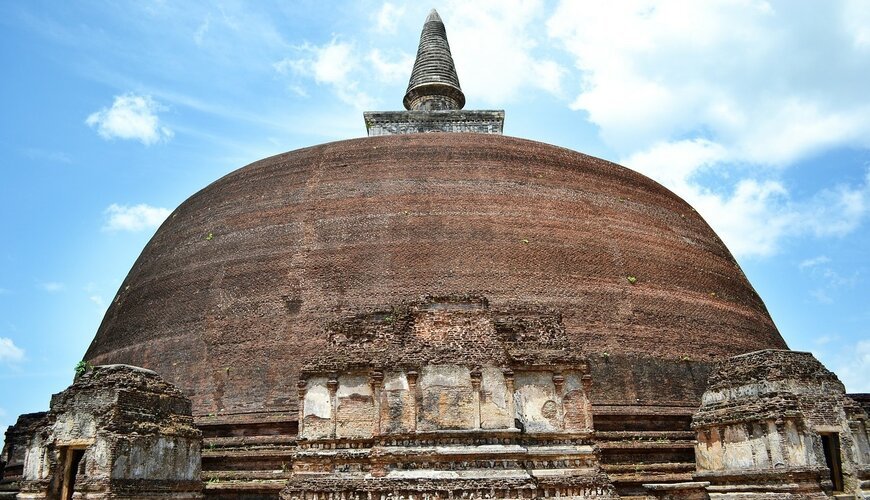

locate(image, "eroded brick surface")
(82, 133), (786, 420)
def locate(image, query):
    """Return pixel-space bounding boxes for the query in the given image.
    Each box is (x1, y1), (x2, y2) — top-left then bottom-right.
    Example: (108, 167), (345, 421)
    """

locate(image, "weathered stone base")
(18, 494), (203, 500)
(643, 481), (710, 499)
(363, 110), (504, 135)
(17, 473), (205, 499)
(283, 477), (614, 500)
(856, 463), (870, 498)
(283, 431), (616, 500)
(696, 467), (829, 499)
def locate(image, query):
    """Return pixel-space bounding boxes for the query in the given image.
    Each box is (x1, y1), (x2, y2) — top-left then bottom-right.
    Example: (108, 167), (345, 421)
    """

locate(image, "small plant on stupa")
(74, 360), (93, 378)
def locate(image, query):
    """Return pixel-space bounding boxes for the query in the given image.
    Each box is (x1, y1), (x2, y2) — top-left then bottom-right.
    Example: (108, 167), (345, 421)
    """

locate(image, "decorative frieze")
(286, 296), (612, 499)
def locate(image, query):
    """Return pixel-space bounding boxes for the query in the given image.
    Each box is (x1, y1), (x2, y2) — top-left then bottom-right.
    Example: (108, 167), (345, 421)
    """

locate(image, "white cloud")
(443, 0), (566, 104)
(799, 256), (831, 270)
(795, 253), (860, 304)
(814, 335), (838, 346)
(86, 94), (173, 145)
(0, 337), (24, 363)
(89, 295), (106, 309)
(102, 203), (171, 232)
(375, 2), (405, 34)
(547, 1), (870, 159)
(843, 0), (870, 50)
(274, 40), (375, 110)
(809, 289), (834, 305)
(23, 148), (72, 163)
(193, 14), (211, 46)
(623, 139), (787, 257)
(368, 49), (414, 84)
(272, 2), (565, 110)
(831, 339), (870, 392)
(546, 1), (870, 257)
(623, 143), (870, 258)
(39, 282), (65, 293)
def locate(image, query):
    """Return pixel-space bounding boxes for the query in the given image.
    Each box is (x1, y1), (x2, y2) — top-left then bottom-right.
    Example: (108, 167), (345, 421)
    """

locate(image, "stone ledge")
(364, 110), (504, 136)
(643, 481), (710, 490)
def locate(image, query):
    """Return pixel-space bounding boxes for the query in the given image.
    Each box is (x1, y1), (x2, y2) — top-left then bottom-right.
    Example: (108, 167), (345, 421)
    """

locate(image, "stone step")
(203, 479), (285, 496)
(609, 475), (698, 486)
(598, 440), (695, 449)
(203, 447), (296, 459)
(595, 430), (695, 441)
(196, 410), (298, 440)
(204, 470), (293, 481)
(204, 434), (297, 448)
(603, 462), (695, 474)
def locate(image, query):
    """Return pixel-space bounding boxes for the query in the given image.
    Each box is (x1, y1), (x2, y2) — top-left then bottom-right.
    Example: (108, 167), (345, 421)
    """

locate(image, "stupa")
(3, 9), (868, 500)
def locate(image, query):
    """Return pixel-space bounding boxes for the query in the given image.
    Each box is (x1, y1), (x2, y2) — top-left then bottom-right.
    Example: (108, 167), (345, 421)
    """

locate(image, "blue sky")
(1, 0), (868, 430)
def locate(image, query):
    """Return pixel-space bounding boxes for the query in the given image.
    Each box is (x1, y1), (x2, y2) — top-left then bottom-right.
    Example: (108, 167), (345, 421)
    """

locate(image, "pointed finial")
(403, 8), (465, 111)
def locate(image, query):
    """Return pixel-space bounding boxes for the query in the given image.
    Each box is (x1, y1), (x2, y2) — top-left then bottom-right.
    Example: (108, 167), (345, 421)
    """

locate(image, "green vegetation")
(74, 360), (93, 378)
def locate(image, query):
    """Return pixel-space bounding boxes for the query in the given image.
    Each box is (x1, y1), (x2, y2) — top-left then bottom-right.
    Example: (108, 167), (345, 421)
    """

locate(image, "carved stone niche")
(288, 364), (612, 500)
(688, 349), (870, 499)
(298, 365), (595, 442)
(17, 365), (202, 500)
(285, 296), (615, 499)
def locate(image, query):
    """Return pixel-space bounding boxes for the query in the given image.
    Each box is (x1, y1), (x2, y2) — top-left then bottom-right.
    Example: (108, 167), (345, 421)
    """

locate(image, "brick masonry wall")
(83, 133), (786, 416)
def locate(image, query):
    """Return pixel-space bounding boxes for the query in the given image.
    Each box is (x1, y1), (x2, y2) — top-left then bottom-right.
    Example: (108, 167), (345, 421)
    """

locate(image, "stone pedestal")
(363, 110), (505, 136)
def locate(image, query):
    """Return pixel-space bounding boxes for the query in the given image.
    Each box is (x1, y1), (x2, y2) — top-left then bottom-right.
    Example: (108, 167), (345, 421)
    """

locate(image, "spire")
(403, 9), (466, 111)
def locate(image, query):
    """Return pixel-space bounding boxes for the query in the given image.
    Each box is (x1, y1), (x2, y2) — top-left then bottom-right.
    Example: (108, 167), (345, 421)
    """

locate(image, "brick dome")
(84, 133), (787, 415)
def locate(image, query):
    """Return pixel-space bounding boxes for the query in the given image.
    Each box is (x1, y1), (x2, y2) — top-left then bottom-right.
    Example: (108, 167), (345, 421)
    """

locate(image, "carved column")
(470, 367), (482, 430)
(504, 369), (516, 430)
(370, 370), (384, 436)
(553, 372), (565, 431)
(327, 375), (339, 439)
(407, 370), (419, 433)
(297, 379), (308, 437)
(581, 372), (593, 431)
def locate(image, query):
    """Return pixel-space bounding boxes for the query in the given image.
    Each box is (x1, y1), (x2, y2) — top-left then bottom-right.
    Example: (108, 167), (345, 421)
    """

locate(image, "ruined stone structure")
(1, 413), (46, 499)
(4, 8), (868, 500)
(691, 350), (870, 498)
(15, 365), (202, 500)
